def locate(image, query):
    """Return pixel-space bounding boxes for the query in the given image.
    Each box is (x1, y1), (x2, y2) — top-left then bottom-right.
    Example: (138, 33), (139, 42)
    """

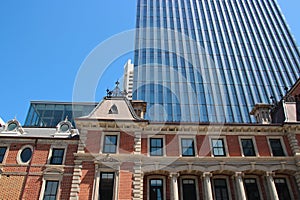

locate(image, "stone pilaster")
(132, 162), (143, 200)
(70, 160), (82, 200)
(286, 132), (300, 156)
(265, 172), (279, 200)
(169, 173), (179, 200)
(203, 172), (213, 200)
(235, 172), (246, 200)
(134, 132), (142, 154)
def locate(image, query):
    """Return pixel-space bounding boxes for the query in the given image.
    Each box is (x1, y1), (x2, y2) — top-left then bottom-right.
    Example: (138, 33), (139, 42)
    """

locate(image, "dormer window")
(56, 120), (72, 133)
(7, 122), (18, 131)
(108, 105), (118, 114)
(4, 119), (24, 134)
(60, 123), (70, 132)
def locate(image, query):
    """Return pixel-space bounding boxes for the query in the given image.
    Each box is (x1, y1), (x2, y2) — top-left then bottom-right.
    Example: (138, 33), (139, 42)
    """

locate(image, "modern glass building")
(132, 0), (300, 123)
(24, 101), (98, 127)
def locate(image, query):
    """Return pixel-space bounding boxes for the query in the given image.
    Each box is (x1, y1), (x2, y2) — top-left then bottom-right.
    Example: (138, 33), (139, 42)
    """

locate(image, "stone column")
(70, 160), (82, 200)
(170, 173), (179, 200)
(266, 172), (279, 200)
(203, 172), (213, 200)
(133, 162), (143, 200)
(235, 172), (246, 200)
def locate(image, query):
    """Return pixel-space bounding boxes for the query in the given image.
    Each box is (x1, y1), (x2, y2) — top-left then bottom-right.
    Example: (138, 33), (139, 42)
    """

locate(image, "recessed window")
(181, 138), (195, 156)
(0, 147), (7, 163)
(182, 179), (197, 200)
(274, 178), (291, 200)
(59, 124), (70, 132)
(7, 122), (18, 131)
(150, 179), (164, 200)
(213, 179), (229, 200)
(103, 135), (118, 153)
(211, 139), (226, 156)
(99, 172), (115, 200)
(150, 138), (163, 156)
(269, 139), (285, 156)
(241, 139), (256, 156)
(50, 148), (65, 165)
(20, 147), (33, 163)
(244, 178), (261, 200)
(43, 180), (59, 200)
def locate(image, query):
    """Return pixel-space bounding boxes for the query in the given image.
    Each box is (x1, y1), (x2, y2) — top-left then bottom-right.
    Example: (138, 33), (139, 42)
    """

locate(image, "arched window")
(109, 105), (118, 114)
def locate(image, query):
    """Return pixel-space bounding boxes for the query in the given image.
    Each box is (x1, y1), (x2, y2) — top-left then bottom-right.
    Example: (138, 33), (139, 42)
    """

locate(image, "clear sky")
(0, 0), (299, 124)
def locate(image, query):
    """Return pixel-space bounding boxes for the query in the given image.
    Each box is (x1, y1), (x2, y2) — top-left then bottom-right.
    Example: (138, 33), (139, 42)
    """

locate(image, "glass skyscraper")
(133, 0), (300, 123)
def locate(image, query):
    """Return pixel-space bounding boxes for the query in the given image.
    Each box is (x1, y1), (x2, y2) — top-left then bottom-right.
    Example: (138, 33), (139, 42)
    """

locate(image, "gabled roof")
(78, 96), (145, 121)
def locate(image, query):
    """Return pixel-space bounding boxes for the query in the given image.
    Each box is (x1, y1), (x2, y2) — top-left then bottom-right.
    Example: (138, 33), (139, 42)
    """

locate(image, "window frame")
(0, 145), (9, 164)
(212, 176), (232, 200)
(17, 145), (33, 165)
(239, 137), (258, 157)
(39, 172), (62, 200)
(42, 180), (60, 200)
(243, 176), (263, 200)
(48, 145), (67, 165)
(179, 175), (199, 200)
(101, 133), (120, 154)
(147, 175), (167, 200)
(267, 137), (287, 157)
(210, 137), (228, 157)
(179, 136), (197, 157)
(274, 177), (293, 200)
(148, 136), (165, 157)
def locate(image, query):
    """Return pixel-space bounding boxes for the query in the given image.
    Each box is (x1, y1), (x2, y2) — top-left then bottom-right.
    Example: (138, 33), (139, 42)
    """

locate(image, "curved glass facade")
(133, 0), (300, 123)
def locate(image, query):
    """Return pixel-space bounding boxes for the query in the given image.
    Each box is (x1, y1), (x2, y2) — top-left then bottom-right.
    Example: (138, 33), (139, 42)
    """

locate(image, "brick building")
(1, 81), (300, 199)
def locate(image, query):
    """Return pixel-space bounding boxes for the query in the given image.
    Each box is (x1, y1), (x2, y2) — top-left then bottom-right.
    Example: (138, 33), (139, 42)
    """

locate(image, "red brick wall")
(258, 176), (268, 200)
(60, 176), (73, 199)
(141, 138), (148, 155)
(228, 177), (236, 200)
(197, 135), (211, 157)
(22, 176), (42, 200)
(226, 136), (241, 156)
(166, 134), (179, 156)
(31, 144), (50, 164)
(255, 136), (271, 156)
(118, 171), (133, 199)
(283, 136), (293, 156)
(119, 132), (134, 154)
(85, 130), (101, 153)
(79, 161), (95, 200)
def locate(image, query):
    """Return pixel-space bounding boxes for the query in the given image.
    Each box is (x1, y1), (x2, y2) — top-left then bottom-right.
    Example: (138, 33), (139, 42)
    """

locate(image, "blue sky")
(0, 0), (299, 124)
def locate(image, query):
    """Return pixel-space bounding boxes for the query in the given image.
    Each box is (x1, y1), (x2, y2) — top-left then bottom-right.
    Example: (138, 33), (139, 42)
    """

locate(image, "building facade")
(123, 59), (134, 100)
(132, 0), (300, 123)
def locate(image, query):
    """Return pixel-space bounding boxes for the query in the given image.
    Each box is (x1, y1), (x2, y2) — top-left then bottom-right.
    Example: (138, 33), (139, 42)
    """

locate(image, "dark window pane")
(150, 138), (163, 156)
(43, 180), (59, 200)
(50, 149), (65, 165)
(241, 139), (256, 156)
(244, 178), (260, 200)
(20, 147), (32, 163)
(214, 179), (229, 200)
(269, 139), (285, 156)
(103, 135), (118, 153)
(274, 178), (291, 200)
(0, 147), (7, 163)
(150, 179), (164, 200)
(99, 172), (115, 200)
(182, 179), (197, 200)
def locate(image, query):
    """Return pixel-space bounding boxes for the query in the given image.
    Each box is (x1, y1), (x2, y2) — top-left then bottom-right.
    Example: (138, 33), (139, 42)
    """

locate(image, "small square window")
(269, 139), (285, 156)
(0, 147), (7, 163)
(150, 138), (163, 156)
(211, 139), (226, 156)
(103, 135), (118, 153)
(241, 139), (256, 156)
(181, 138), (195, 156)
(43, 180), (59, 200)
(50, 148), (65, 165)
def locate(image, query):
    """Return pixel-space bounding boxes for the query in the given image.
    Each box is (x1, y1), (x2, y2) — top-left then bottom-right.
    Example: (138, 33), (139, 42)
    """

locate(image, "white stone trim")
(100, 132), (120, 154)
(238, 136), (259, 157)
(178, 136), (197, 157)
(47, 144), (68, 165)
(17, 145), (33, 165)
(147, 135), (166, 157)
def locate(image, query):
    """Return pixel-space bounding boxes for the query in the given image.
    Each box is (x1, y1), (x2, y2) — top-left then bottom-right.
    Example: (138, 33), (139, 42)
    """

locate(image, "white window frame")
(100, 132), (120, 154)
(47, 144), (67, 165)
(0, 144), (10, 164)
(243, 176), (263, 200)
(212, 176), (232, 200)
(238, 136), (259, 157)
(148, 135), (166, 157)
(179, 136), (197, 157)
(39, 176), (62, 200)
(92, 168), (119, 200)
(17, 145), (33, 165)
(179, 175), (200, 200)
(147, 175), (167, 200)
(209, 136), (229, 157)
(273, 176), (294, 200)
(267, 136), (287, 157)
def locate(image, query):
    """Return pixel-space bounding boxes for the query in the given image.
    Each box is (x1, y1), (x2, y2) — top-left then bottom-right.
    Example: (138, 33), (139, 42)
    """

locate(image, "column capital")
(169, 172), (179, 178)
(265, 171), (276, 177)
(202, 172), (212, 178)
(234, 172), (244, 177)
